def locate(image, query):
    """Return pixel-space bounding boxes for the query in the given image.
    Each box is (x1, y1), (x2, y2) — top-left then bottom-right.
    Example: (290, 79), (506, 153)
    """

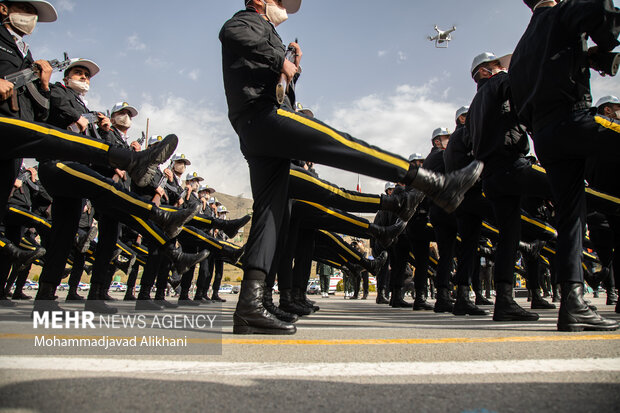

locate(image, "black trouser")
(533, 111), (620, 284)
(429, 205), (457, 290)
(319, 273), (330, 294)
(0, 117), (117, 222)
(90, 214), (120, 287)
(454, 187), (491, 287)
(482, 159), (551, 285)
(235, 105), (415, 276)
(372, 247), (389, 292)
(588, 212), (620, 290)
(406, 215), (433, 292)
(289, 165), (381, 213)
(313, 230), (366, 269)
(291, 200), (372, 239)
(68, 249), (85, 288)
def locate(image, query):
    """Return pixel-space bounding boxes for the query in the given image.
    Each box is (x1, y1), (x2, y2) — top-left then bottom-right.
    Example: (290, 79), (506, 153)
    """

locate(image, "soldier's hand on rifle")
(130, 141), (142, 152)
(0, 79), (14, 100)
(282, 59), (297, 83)
(289, 41), (302, 67)
(76, 116), (89, 132)
(97, 113), (111, 132)
(13, 178), (22, 189)
(114, 168), (127, 181)
(26, 167), (37, 182)
(34, 60), (53, 91)
(163, 169), (173, 182)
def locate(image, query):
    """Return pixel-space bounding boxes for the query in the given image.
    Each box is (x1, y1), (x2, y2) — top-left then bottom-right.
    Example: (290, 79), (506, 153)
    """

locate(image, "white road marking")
(1, 357), (619, 377)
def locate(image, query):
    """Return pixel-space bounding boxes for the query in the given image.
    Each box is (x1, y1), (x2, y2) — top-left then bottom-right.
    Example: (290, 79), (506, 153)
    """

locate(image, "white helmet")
(431, 128), (450, 142)
(455, 106), (469, 121)
(595, 95), (620, 107)
(408, 153), (425, 162)
(384, 182), (396, 192)
(470, 52), (512, 78)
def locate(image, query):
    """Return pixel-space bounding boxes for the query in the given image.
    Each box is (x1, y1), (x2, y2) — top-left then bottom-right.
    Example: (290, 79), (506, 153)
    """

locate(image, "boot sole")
(493, 314), (539, 321)
(441, 162), (484, 214)
(557, 323), (619, 332)
(233, 324), (297, 335)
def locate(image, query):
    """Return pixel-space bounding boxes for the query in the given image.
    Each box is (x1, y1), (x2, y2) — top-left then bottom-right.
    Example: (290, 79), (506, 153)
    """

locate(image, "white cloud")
(56, 0), (75, 11)
(377, 50), (387, 57)
(397, 51), (407, 62)
(590, 75), (620, 104)
(312, 79), (462, 195)
(127, 34), (146, 51)
(188, 69), (200, 81)
(132, 97), (251, 198)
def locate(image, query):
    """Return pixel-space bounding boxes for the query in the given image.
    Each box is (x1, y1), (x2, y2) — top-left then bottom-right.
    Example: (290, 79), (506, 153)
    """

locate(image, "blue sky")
(26, 0), (620, 199)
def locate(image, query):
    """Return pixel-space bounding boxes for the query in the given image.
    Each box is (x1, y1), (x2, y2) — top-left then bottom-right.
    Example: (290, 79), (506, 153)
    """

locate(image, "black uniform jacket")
(0, 26), (49, 121)
(468, 72), (529, 178)
(220, 9), (286, 129)
(509, 0), (620, 132)
(48, 82), (88, 129)
(444, 123), (473, 174)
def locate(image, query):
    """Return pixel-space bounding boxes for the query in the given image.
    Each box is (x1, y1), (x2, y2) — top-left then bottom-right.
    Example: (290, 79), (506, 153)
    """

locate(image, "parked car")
(110, 282), (127, 292)
(25, 280), (38, 290)
(218, 284), (233, 294)
(77, 282), (90, 291)
(307, 280), (321, 295)
(57, 283), (70, 291)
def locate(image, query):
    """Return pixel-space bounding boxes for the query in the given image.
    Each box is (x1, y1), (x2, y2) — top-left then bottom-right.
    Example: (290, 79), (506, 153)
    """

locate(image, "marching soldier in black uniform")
(220, 0), (483, 334)
(468, 51), (553, 322)
(510, 0), (619, 331)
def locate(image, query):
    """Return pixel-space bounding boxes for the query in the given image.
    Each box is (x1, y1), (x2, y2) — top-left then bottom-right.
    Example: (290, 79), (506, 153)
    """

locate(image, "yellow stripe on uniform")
(337, 254), (349, 263)
(9, 207), (51, 228)
(131, 215), (166, 245)
(181, 227), (222, 250)
(482, 221), (499, 234)
(56, 163), (153, 211)
(595, 115), (620, 134)
(429, 256), (438, 266)
(289, 168), (381, 205)
(0, 117), (110, 151)
(586, 187), (620, 205)
(277, 109), (410, 172)
(192, 215), (213, 225)
(531, 164), (547, 174)
(325, 260), (342, 268)
(115, 243), (132, 256)
(543, 246), (556, 255)
(296, 200), (369, 229)
(0, 239), (5, 247)
(319, 230), (360, 261)
(520, 214), (557, 237)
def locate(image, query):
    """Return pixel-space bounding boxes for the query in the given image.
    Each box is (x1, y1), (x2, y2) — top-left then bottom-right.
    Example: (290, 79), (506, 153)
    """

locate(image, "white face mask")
(7, 13), (38, 36)
(263, 1), (288, 26)
(615, 110), (620, 120)
(66, 78), (90, 96)
(112, 113), (132, 129)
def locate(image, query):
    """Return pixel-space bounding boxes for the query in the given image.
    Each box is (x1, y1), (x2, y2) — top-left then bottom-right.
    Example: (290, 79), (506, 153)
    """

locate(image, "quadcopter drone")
(428, 25), (456, 48)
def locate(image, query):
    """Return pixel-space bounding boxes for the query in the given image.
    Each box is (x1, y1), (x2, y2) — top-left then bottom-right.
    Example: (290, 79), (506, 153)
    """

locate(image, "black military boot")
(223, 245), (245, 265)
(32, 282), (65, 317)
(552, 284), (561, 302)
(108, 134), (178, 187)
(193, 288), (209, 303)
(475, 290), (494, 306)
(263, 288), (298, 323)
(66, 285), (85, 301)
(413, 288), (434, 311)
(380, 187), (426, 222)
(363, 251), (388, 276)
(178, 288), (200, 306)
(75, 225), (98, 254)
(220, 214), (252, 238)
(376, 287), (390, 304)
(608, 290), (619, 306)
(102, 287), (117, 301)
(123, 290), (137, 301)
(210, 292), (227, 303)
(390, 287), (411, 308)
(85, 284), (118, 314)
(493, 283), (539, 321)
(558, 283), (619, 332)
(453, 285), (490, 316)
(11, 277), (31, 300)
(531, 289), (556, 309)
(294, 288), (319, 312)
(361, 290), (368, 300)
(233, 272), (296, 335)
(135, 288), (163, 311)
(367, 220), (407, 249)
(162, 244), (210, 275)
(2, 242), (46, 272)
(155, 289), (178, 309)
(279, 289), (313, 316)
(149, 203), (200, 238)
(434, 287), (455, 313)
(408, 160), (484, 214)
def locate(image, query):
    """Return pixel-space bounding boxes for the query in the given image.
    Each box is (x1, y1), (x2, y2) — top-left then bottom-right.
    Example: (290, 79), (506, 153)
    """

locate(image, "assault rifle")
(4, 52), (71, 112)
(276, 38), (298, 105)
(152, 160), (174, 206)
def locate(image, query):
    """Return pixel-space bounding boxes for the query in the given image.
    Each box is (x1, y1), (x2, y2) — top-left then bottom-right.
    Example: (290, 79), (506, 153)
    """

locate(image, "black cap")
(523, 0), (538, 9)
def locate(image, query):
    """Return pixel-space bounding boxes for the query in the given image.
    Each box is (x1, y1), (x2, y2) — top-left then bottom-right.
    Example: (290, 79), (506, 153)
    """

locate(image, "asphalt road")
(1, 291), (619, 413)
